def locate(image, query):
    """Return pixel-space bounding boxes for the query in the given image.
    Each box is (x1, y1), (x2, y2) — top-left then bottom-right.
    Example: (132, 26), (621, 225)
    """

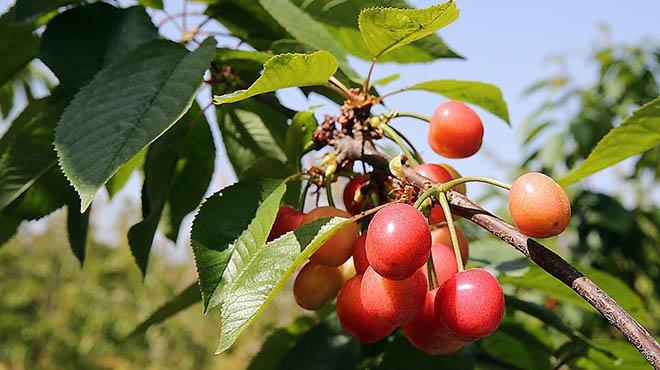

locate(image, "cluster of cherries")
(265, 101), (571, 355)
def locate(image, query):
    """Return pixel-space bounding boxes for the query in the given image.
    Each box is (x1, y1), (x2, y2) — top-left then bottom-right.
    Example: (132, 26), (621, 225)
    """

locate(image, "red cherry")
(361, 267), (427, 326)
(402, 289), (465, 355)
(365, 203), (431, 280)
(352, 234), (369, 275)
(508, 172), (571, 238)
(426, 244), (459, 286)
(336, 275), (395, 343)
(428, 101), (484, 158)
(293, 262), (344, 310)
(343, 175), (368, 215)
(416, 163), (454, 224)
(431, 226), (469, 264)
(435, 269), (504, 341)
(268, 205), (305, 241)
(302, 206), (359, 266)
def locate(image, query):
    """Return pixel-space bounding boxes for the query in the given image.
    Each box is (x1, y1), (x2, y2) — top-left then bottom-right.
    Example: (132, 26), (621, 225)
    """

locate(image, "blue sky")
(1, 0), (658, 249)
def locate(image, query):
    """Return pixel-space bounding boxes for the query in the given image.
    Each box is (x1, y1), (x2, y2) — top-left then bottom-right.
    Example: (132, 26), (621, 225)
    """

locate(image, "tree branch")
(334, 134), (660, 368)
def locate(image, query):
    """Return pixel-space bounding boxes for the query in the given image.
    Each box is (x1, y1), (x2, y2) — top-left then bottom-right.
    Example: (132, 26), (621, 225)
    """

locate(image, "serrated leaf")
(106, 148), (146, 198)
(55, 38), (215, 211)
(66, 197), (90, 264)
(559, 97), (660, 186)
(258, 0), (358, 81)
(190, 180), (287, 311)
(399, 79), (510, 124)
(0, 92), (69, 211)
(358, 1), (458, 58)
(376, 334), (475, 370)
(213, 51), (339, 105)
(0, 9), (40, 86)
(126, 281), (201, 340)
(215, 98), (289, 175)
(216, 216), (352, 353)
(39, 3), (158, 93)
(285, 111), (318, 166)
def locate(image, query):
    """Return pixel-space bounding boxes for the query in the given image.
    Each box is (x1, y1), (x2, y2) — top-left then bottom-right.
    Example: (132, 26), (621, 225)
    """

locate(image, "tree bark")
(334, 134), (660, 368)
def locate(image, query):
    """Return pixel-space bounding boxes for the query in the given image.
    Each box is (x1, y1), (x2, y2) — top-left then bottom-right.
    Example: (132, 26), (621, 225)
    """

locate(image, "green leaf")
(0, 92), (69, 211)
(247, 316), (316, 370)
(215, 216), (352, 353)
(138, 0), (163, 9)
(213, 51), (339, 105)
(126, 281), (201, 340)
(258, 0), (358, 80)
(0, 10), (40, 86)
(13, 0), (83, 23)
(106, 148), (146, 198)
(501, 265), (649, 325)
(39, 3), (158, 93)
(66, 197), (90, 264)
(190, 180), (287, 311)
(285, 111), (318, 166)
(480, 327), (550, 370)
(374, 74), (401, 86)
(238, 157), (292, 182)
(376, 334), (475, 370)
(576, 338), (648, 369)
(55, 38), (215, 211)
(215, 99), (288, 174)
(358, 1), (458, 58)
(399, 80), (510, 124)
(559, 97), (660, 186)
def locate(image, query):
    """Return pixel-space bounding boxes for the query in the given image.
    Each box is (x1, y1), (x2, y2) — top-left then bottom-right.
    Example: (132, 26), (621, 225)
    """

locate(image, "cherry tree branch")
(334, 134), (660, 368)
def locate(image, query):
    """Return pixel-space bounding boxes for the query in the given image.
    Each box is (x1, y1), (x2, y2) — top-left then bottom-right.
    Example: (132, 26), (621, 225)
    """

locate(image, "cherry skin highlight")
(352, 234), (369, 275)
(431, 225), (469, 264)
(508, 172), (571, 238)
(365, 203), (431, 280)
(361, 267), (427, 326)
(336, 275), (396, 343)
(416, 163), (454, 224)
(435, 268), (504, 341)
(402, 288), (465, 355)
(293, 262), (344, 310)
(343, 174), (368, 215)
(428, 101), (484, 158)
(302, 206), (359, 266)
(268, 205), (305, 242)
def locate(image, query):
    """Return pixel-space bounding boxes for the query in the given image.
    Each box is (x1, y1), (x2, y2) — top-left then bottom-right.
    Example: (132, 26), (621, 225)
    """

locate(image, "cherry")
(343, 174), (368, 215)
(268, 205), (305, 242)
(438, 163), (467, 195)
(365, 203), (431, 280)
(508, 172), (571, 238)
(352, 234), (369, 275)
(416, 163), (454, 224)
(336, 275), (395, 343)
(435, 269), (504, 341)
(431, 225), (469, 264)
(361, 267), (427, 326)
(402, 289), (465, 355)
(425, 244), (459, 286)
(302, 206), (359, 266)
(428, 101), (484, 158)
(293, 262), (344, 310)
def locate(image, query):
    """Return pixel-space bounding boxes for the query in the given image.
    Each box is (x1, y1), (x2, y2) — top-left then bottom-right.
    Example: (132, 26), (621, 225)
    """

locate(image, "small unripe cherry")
(435, 269), (504, 341)
(425, 244), (459, 286)
(361, 267), (427, 326)
(402, 289), (465, 355)
(352, 234), (369, 275)
(302, 206), (359, 266)
(366, 203), (431, 280)
(438, 163), (467, 195)
(336, 275), (395, 343)
(268, 205), (305, 241)
(508, 172), (571, 238)
(294, 262), (344, 310)
(343, 175), (368, 215)
(428, 101), (484, 158)
(431, 226), (469, 264)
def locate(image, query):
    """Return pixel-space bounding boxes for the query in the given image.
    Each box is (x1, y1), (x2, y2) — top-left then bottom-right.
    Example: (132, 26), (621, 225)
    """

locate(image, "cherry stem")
(426, 255), (439, 290)
(328, 76), (359, 102)
(413, 187), (436, 210)
(437, 176), (511, 192)
(392, 111), (430, 123)
(298, 180), (311, 212)
(325, 175), (335, 207)
(438, 191), (464, 272)
(380, 124), (421, 165)
(363, 57), (378, 93)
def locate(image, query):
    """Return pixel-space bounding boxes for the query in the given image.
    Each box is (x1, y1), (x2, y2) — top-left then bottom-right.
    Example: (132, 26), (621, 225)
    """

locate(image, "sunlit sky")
(1, 0), (658, 257)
